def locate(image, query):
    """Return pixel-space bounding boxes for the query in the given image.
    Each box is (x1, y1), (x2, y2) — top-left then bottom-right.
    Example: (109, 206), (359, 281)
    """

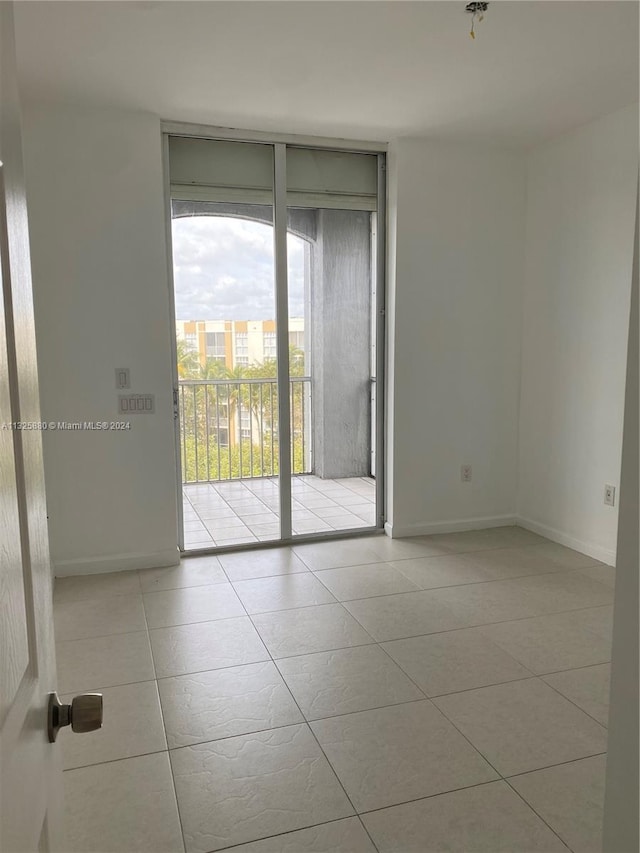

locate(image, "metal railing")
(178, 377), (312, 484)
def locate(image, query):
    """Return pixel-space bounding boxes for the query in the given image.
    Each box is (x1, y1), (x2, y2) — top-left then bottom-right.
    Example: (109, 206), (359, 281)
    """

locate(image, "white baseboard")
(515, 516), (616, 566)
(54, 548), (181, 577)
(384, 514), (517, 539)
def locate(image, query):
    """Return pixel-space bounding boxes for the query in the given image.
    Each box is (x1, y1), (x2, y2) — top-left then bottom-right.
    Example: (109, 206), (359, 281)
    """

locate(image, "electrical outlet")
(461, 464), (472, 483)
(604, 484), (616, 507)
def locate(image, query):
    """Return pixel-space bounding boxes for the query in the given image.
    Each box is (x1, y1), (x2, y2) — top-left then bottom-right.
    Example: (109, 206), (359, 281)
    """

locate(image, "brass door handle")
(48, 692), (103, 743)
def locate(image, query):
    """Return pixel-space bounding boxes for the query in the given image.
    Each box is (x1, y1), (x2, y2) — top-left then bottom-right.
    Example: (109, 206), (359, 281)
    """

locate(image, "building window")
(206, 332), (226, 361)
(235, 332), (249, 366)
(289, 331), (304, 349)
(185, 333), (197, 351)
(239, 406), (251, 440)
(215, 428), (229, 447)
(263, 331), (277, 359)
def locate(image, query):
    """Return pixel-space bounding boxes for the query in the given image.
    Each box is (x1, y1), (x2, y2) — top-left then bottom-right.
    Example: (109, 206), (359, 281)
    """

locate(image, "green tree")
(176, 338), (199, 378)
(179, 344), (310, 483)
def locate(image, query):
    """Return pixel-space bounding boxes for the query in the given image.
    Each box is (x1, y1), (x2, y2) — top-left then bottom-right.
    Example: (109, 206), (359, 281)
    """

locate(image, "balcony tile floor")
(182, 475), (376, 550)
(54, 528), (614, 853)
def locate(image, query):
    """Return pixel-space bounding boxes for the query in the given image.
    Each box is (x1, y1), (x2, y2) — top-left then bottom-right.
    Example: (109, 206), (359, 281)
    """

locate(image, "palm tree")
(220, 364), (252, 446)
(175, 338), (199, 378)
(289, 344), (305, 376)
(194, 358), (229, 450)
(198, 357), (228, 380)
(244, 347), (306, 472)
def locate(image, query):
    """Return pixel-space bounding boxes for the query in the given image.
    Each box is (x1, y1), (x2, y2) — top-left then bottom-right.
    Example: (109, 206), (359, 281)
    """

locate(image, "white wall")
(386, 140), (526, 536)
(20, 103), (636, 571)
(25, 112), (528, 567)
(517, 105), (638, 564)
(22, 106), (179, 575)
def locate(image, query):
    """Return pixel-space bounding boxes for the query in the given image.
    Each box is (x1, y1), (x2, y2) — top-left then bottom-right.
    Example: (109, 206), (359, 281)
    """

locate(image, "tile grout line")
(195, 815), (378, 853)
(194, 476), (375, 545)
(147, 644), (611, 684)
(285, 600), (610, 842)
(183, 526), (385, 558)
(390, 562), (610, 592)
(354, 776), (506, 818)
(290, 543), (607, 571)
(62, 746), (171, 775)
(70, 671), (601, 753)
(68, 664), (605, 733)
(349, 640), (512, 804)
(536, 660), (612, 677)
(235, 598), (382, 852)
(240, 540), (596, 850)
(335, 601), (614, 646)
(424, 674), (607, 853)
(374, 635), (538, 701)
(190, 485), (261, 547)
(429, 672), (608, 781)
(503, 777), (576, 852)
(229, 580), (340, 612)
(183, 475), (378, 553)
(538, 675), (609, 730)
(354, 774), (573, 853)
(57, 534), (612, 852)
(183, 489), (612, 565)
(160, 714), (385, 756)
(309, 563), (606, 601)
(505, 751), (608, 781)
(55, 601), (613, 672)
(140, 591), (188, 853)
(371, 615), (542, 700)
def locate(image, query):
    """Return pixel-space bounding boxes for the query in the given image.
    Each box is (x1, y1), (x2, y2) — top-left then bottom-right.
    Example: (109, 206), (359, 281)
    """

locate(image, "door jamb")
(273, 144), (293, 539)
(161, 134), (184, 552)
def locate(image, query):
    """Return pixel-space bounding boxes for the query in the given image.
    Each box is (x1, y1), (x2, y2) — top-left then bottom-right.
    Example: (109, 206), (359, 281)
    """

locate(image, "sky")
(172, 216), (305, 321)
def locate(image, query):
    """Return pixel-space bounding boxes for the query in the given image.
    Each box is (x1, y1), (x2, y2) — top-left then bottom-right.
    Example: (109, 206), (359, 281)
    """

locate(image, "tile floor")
(54, 527), (615, 853)
(182, 475), (376, 549)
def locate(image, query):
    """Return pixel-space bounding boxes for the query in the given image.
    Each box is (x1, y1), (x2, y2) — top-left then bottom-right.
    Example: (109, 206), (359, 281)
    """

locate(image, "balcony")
(178, 377), (376, 548)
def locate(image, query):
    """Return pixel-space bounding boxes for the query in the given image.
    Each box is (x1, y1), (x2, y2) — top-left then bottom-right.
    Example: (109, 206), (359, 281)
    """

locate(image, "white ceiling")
(14, 1), (639, 147)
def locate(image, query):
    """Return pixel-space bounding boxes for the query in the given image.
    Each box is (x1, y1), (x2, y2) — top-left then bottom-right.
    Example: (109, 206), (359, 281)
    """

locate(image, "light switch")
(115, 368), (131, 389)
(118, 394), (155, 414)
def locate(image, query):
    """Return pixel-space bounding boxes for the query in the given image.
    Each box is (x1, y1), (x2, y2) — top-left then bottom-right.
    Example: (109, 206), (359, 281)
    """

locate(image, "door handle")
(47, 692), (103, 743)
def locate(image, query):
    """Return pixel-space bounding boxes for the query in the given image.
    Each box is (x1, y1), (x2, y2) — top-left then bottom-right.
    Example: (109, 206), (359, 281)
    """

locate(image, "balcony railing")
(178, 377), (312, 484)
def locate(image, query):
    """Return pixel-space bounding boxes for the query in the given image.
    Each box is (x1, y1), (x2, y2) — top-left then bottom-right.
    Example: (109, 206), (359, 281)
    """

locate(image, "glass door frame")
(161, 125), (387, 554)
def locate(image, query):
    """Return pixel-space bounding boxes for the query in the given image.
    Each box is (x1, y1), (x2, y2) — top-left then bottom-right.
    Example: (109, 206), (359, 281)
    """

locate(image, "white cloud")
(172, 216), (305, 321)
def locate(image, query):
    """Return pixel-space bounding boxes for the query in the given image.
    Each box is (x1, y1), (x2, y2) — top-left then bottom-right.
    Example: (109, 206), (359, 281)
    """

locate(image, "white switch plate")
(461, 464), (472, 483)
(604, 484), (616, 507)
(115, 368), (130, 389)
(118, 394), (154, 414)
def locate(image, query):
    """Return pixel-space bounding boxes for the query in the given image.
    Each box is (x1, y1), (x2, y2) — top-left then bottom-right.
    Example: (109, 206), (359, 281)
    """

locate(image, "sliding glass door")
(285, 147), (381, 536)
(165, 134), (384, 552)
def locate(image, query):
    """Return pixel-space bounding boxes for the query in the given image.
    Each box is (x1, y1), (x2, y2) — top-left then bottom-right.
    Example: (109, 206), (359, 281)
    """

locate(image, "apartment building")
(176, 318), (305, 370)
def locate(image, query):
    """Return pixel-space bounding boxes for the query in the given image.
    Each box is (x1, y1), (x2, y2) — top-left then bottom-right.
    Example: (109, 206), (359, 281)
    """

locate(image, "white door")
(0, 4), (65, 850)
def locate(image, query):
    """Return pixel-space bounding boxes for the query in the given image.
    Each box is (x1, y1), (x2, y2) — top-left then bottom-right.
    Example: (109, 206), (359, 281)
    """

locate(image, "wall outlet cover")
(118, 393), (155, 414)
(115, 368), (131, 389)
(604, 484), (616, 507)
